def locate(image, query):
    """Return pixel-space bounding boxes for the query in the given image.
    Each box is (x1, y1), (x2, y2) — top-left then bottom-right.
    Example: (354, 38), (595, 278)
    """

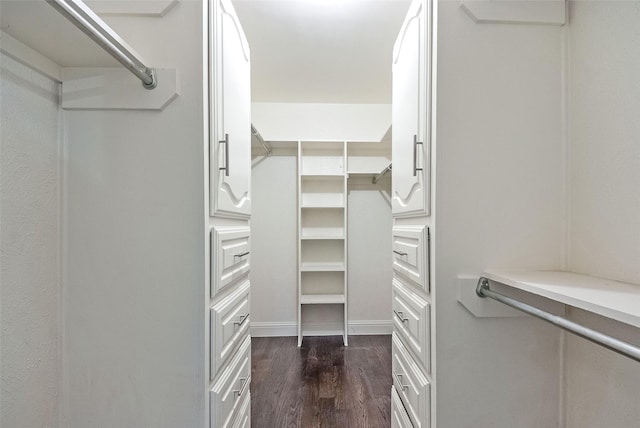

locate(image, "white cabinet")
(297, 142), (348, 346)
(392, 0), (431, 217)
(391, 1), (433, 427)
(210, 0), (252, 218)
(207, 0), (252, 426)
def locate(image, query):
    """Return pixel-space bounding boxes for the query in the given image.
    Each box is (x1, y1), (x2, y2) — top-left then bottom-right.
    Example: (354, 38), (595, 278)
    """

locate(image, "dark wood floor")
(251, 335), (392, 428)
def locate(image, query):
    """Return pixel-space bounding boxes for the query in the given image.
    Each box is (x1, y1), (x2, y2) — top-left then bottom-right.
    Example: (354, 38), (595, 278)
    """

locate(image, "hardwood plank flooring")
(251, 335), (392, 428)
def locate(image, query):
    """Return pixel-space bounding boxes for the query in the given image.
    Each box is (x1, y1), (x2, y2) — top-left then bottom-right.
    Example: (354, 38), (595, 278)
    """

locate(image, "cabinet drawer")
(391, 386), (413, 428)
(211, 227), (250, 297)
(392, 333), (430, 428)
(392, 226), (429, 293)
(211, 335), (251, 428)
(211, 280), (250, 379)
(393, 277), (430, 373)
(231, 389), (251, 428)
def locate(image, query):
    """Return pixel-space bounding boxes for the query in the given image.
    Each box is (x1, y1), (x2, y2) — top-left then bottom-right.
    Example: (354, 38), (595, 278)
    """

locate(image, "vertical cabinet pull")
(219, 133), (229, 176)
(413, 134), (423, 177)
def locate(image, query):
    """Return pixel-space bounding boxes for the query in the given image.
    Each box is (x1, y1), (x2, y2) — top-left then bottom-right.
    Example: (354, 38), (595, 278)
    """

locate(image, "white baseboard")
(250, 320), (392, 337)
(250, 321), (297, 337)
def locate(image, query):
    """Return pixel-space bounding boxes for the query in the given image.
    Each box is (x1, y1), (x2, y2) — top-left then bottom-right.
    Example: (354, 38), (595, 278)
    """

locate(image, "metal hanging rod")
(476, 278), (640, 363)
(47, 0), (157, 89)
(372, 163), (392, 184)
(251, 124), (271, 156)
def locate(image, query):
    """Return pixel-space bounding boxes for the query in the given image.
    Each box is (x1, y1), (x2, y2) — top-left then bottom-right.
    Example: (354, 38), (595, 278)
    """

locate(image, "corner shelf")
(483, 270), (640, 328)
(297, 141), (348, 347)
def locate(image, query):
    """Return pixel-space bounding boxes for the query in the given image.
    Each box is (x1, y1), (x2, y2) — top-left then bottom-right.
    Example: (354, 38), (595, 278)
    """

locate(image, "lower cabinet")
(210, 335), (252, 428)
(391, 386), (414, 428)
(392, 332), (431, 428)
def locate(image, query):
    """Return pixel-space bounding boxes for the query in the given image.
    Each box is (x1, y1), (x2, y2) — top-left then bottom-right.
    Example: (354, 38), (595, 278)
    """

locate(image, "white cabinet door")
(210, 0), (251, 218)
(392, 0), (430, 218)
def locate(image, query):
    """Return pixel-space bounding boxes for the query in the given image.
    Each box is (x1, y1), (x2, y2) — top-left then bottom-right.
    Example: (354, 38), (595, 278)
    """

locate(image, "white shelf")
(300, 173), (344, 178)
(484, 270), (640, 328)
(300, 262), (345, 272)
(300, 235), (345, 240)
(300, 294), (345, 305)
(301, 203), (344, 209)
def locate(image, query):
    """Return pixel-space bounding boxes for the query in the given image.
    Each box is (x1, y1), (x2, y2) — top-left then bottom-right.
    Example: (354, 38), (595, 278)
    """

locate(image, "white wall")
(1, 53), (61, 428)
(251, 103), (391, 142)
(347, 178), (392, 328)
(250, 155), (392, 336)
(250, 155), (299, 332)
(435, 2), (565, 426)
(62, 2), (205, 427)
(565, 2), (640, 426)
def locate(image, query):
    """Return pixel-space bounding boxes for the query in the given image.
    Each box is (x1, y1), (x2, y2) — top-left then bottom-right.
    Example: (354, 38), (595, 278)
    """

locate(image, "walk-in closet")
(2, 0), (639, 427)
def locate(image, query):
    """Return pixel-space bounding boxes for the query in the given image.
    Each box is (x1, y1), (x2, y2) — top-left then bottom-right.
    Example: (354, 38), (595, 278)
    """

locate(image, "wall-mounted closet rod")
(251, 124), (271, 156)
(476, 277), (640, 363)
(372, 163), (391, 184)
(47, 0), (157, 89)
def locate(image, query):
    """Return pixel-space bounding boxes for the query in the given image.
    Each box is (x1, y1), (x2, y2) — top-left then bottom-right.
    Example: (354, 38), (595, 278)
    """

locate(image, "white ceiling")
(1, 0), (410, 104)
(232, 0), (411, 104)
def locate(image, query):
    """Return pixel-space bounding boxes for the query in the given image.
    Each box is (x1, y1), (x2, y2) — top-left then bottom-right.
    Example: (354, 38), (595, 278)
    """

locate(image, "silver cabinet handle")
(394, 310), (408, 323)
(219, 133), (229, 176)
(395, 372), (409, 391)
(413, 134), (423, 177)
(233, 377), (248, 399)
(234, 251), (250, 259)
(233, 313), (249, 328)
(393, 249), (408, 256)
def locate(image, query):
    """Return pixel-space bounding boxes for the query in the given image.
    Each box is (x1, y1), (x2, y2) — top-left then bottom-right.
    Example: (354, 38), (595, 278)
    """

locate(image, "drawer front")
(393, 277), (431, 373)
(211, 280), (250, 379)
(231, 389), (251, 428)
(392, 226), (429, 293)
(392, 333), (430, 428)
(211, 227), (251, 297)
(211, 335), (251, 428)
(391, 386), (413, 428)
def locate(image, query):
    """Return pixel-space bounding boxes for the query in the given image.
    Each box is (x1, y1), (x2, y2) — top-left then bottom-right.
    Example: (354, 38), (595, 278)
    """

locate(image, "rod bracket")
(142, 68), (158, 90)
(476, 276), (490, 298)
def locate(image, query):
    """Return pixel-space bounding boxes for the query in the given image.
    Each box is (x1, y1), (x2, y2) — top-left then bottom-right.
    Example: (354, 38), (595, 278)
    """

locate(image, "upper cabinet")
(210, 0), (252, 218)
(391, 0), (431, 218)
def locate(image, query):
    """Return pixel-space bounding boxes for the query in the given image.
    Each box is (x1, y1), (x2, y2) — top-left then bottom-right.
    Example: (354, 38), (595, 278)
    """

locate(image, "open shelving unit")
(297, 141), (348, 346)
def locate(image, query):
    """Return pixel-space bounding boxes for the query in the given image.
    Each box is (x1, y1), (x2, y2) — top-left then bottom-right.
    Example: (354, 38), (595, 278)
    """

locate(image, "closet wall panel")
(250, 155), (298, 334)
(0, 53), (61, 428)
(434, 2), (565, 426)
(565, 2), (640, 426)
(64, 2), (205, 426)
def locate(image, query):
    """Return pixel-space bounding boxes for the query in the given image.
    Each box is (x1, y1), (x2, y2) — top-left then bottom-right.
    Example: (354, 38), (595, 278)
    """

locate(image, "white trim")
(460, 0), (566, 26)
(251, 320), (392, 338)
(0, 31), (62, 82)
(85, 0), (179, 17)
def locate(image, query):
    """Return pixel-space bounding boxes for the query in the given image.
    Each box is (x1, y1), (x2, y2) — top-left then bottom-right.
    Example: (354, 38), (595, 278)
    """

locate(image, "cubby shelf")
(300, 294), (346, 305)
(300, 262), (346, 272)
(297, 141), (348, 347)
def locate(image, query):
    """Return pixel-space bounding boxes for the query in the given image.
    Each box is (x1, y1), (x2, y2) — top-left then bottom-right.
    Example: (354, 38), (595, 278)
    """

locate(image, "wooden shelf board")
(300, 263), (345, 272)
(484, 270), (640, 328)
(300, 294), (345, 305)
